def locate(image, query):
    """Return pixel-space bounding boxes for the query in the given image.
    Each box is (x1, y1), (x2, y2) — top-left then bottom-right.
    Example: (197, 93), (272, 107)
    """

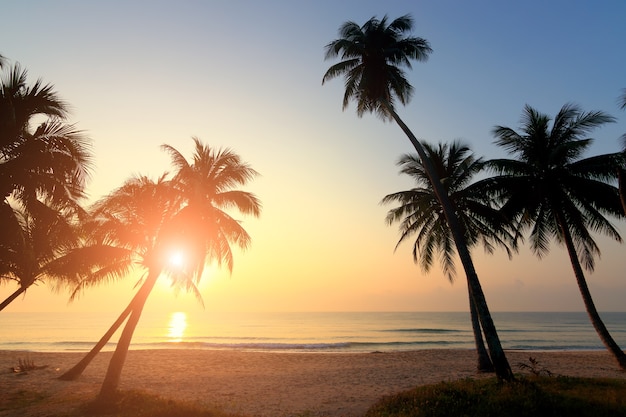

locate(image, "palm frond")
(488, 102), (621, 274)
(323, 14), (431, 120)
(383, 140), (511, 282)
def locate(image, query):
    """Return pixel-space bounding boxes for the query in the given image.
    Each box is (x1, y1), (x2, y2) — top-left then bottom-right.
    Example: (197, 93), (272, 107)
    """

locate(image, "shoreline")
(2, 349), (625, 417)
(1, 346), (613, 354)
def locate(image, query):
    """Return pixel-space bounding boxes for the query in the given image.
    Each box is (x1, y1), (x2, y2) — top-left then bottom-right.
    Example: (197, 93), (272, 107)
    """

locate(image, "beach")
(1, 349), (625, 417)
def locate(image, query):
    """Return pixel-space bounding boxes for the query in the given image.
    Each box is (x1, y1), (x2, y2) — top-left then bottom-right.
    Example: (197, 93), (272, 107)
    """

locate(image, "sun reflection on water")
(167, 312), (187, 342)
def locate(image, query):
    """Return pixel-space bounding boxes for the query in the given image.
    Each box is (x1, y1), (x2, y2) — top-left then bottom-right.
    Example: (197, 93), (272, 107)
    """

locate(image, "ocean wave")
(128, 339), (469, 352)
(509, 344), (604, 351)
(379, 328), (465, 334)
(3, 311), (623, 353)
(52, 340), (116, 346)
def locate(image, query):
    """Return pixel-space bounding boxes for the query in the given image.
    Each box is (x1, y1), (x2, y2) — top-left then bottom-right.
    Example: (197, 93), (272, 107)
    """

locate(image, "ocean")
(1, 311), (625, 353)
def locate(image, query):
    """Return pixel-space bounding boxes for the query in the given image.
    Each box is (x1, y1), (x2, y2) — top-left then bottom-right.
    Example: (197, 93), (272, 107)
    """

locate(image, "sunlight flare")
(168, 251), (185, 269)
(167, 311), (187, 342)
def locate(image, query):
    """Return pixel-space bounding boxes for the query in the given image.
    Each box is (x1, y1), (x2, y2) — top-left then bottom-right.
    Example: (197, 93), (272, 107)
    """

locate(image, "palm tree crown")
(322, 14), (432, 120)
(488, 103), (622, 269)
(162, 137), (261, 277)
(382, 141), (516, 281)
(1, 61), (91, 217)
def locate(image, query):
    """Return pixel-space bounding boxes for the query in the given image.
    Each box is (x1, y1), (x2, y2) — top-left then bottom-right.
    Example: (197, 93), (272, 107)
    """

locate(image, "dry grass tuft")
(10, 357), (49, 374)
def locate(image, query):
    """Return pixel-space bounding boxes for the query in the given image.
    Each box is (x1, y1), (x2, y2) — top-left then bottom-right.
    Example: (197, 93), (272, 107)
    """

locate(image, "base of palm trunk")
(477, 357), (495, 373)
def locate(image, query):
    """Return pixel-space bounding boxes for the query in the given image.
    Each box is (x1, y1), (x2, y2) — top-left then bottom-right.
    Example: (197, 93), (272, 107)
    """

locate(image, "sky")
(2, 0), (626, 314)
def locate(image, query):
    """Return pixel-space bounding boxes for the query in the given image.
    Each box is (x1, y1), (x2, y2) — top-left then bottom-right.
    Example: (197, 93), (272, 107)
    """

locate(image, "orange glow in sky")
(2, 1), (625, 314)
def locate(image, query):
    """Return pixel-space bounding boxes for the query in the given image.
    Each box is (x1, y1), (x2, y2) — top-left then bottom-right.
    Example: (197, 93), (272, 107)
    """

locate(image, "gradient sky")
(2, 0), (626, 313)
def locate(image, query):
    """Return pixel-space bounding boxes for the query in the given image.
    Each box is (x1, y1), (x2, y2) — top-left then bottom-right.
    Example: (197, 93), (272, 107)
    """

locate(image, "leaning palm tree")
(382, 141), (517, 372)
(65, 139), (261, 401)
(323, 14), (513, 380)
(58, 176), (175, 381)
(486, 103), (626, 369)
(84, 175), (187, 401)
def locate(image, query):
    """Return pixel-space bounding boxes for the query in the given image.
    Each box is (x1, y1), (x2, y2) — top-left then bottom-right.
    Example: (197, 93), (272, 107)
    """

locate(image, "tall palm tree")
(1, 62), (92, 304)
(64, 138), (261, 400)
(486, 103), (626, 369)
(382, 141), (517, 372)
(323, 14), (513, 380)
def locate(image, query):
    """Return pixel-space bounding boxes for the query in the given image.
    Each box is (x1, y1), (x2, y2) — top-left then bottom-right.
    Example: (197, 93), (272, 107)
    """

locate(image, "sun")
(168, 250), (185, 269)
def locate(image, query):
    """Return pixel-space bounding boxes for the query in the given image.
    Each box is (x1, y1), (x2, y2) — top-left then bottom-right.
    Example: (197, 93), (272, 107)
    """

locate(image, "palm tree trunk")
(0, 286), (26, 311)
(468, 283), (493, 372)
(387, 106), (513, 381)
(558, 216), (626, 370)
(97, 270), (160, 401)
(58, 302), (133, 380)
(59, 274), (162, 380)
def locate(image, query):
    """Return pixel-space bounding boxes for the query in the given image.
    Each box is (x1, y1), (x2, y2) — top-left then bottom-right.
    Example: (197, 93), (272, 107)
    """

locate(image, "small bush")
(10, 357), (48, 373)
(517, 356), (553, 377)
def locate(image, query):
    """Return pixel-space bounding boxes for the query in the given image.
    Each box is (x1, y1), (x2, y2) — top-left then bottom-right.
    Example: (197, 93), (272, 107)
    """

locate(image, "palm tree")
(323, 14), (514, 380)
(57, 180), (193, 383)
(486, 103), (626, 369)
(1, 62), (92, 305)
(64, 138), (261, 401)
(382, 141), (517, 372)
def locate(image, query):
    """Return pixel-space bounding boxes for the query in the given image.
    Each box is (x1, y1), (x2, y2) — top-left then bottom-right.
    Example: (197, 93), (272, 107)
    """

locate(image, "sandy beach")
(1, 349), (625, 417)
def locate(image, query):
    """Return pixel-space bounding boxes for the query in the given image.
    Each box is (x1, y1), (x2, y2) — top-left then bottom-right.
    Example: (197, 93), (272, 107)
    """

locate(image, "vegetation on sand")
(3, 377), (626, 417)
(364, 376), (626, 417)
